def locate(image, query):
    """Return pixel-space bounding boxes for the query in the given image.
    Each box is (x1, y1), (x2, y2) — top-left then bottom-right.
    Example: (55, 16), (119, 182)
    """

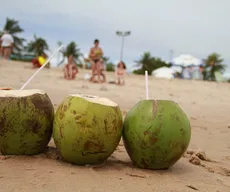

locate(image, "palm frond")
(4, 17), (24, 35)
(25, 35), (49, 56)
(2, 17), (24, 52)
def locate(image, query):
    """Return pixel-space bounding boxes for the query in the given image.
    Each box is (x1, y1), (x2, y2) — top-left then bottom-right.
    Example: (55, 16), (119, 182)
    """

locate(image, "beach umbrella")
(172, 54), (201, 67)
(151, 67), (174, 79)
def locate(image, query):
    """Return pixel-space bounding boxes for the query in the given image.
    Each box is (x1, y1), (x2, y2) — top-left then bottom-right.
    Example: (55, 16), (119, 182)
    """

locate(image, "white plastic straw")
(145, 70), (149, 100)
(20, 45), (64, 90)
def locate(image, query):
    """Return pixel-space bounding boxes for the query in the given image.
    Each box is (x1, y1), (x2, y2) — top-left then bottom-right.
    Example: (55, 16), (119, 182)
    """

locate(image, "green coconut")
(122, 100), (191, 170)
(53, 94), (123, 165)
(0, 89), (54, 155)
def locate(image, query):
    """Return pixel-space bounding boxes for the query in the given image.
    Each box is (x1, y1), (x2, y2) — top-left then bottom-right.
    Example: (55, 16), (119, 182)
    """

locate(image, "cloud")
(1, 0), (230, 70)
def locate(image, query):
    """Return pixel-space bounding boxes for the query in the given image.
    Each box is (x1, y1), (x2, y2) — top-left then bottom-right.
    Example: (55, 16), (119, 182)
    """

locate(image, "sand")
(0, 60), (230, 192)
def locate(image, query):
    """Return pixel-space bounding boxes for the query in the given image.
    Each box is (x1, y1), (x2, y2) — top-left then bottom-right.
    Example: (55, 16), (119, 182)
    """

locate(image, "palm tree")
(57, 41), (82, 66)
(134, 52), (170, 75)
(0, 17), (25, 53)
(135, 52), (153, 73)
(203, 53), (226, 81)
(26, 34), (49, 56)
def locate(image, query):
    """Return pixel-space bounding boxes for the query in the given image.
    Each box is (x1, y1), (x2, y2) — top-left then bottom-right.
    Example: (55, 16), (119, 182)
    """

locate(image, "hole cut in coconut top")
(0, 89), (45, 97)
(70, 94), (118, 107)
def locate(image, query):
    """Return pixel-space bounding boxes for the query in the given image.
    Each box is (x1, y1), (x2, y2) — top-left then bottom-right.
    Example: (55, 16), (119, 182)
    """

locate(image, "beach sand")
(0, 60), (230, 192)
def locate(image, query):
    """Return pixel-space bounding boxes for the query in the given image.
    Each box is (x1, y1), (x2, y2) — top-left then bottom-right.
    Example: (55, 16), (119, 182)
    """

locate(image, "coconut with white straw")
(0, 45), (63, 155)
(122, 70), (192, 170)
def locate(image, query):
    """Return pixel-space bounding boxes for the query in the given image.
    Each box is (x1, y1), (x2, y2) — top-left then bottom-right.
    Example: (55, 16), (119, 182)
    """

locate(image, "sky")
(1, 0), (230, 71)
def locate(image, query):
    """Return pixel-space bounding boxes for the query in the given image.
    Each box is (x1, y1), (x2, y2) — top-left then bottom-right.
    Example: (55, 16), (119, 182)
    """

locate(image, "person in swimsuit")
(64, 55), (78, 80)
(89, 39), (103, 83)
(115, 61), (126, 85)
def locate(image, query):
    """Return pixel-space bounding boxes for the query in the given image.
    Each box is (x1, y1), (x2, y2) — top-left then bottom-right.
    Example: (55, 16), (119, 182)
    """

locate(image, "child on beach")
(64, 55), (78, 80)
(115, 61), (126, 85)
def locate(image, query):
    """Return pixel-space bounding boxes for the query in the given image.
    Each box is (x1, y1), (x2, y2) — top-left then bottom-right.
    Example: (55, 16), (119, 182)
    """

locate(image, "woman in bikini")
(89, 39), (103, 83)
(115, 61), (126, 85)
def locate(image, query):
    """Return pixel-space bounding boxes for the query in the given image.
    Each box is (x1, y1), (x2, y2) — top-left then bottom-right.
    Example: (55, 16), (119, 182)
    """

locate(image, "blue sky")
(1, 0), (230, 71)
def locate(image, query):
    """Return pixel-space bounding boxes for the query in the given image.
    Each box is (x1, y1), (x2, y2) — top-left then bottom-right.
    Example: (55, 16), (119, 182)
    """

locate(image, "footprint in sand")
(81, 85), (89, 89)
(100, 86), (108, 91)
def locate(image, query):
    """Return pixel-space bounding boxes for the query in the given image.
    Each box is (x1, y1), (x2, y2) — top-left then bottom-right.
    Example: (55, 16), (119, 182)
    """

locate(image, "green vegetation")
(57, 41), (82, 66)
(202, 53), (226, 81)
(0, 17), (25, 53)
(26, 34), (49, 56)
(133, 52), (171, 75)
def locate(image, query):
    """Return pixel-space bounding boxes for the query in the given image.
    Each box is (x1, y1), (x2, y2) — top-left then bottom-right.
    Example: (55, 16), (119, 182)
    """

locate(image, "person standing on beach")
(89, 39), (104, 83)
(0, 31), (14, 60)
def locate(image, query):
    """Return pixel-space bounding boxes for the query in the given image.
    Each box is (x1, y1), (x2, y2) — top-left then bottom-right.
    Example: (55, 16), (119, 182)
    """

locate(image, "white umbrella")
(172, 54), (201, 67)
(152, 67), (174, 79)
